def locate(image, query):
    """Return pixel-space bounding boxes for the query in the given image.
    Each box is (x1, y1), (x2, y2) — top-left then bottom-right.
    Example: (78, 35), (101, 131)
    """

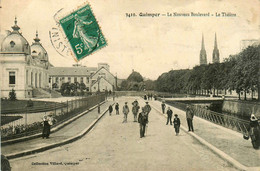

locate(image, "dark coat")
(173, 118), (181, 128)
(138, 112), (148, 125)
(115, 104), (119, 110)
(161, 103), (166, 109)
(109, 105), (113, 113)
(166, 109), (173, 116)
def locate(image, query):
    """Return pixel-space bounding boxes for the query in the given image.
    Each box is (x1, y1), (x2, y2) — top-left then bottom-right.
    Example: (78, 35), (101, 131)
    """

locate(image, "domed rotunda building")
(0, 18), (50, 98)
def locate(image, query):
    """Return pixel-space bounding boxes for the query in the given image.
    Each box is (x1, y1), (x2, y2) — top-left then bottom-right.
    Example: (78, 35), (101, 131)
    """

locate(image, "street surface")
(9, 97), (237, 171)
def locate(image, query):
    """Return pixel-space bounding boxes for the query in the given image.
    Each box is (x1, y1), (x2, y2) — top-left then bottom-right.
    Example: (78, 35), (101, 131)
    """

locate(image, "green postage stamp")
(59, 4), (107, 61)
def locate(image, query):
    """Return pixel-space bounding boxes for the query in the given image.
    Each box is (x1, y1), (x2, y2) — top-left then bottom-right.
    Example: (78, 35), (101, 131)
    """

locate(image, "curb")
(151, 104), (250, 171)
(2, 101), (106, 146)
(6, 102), (114, 160)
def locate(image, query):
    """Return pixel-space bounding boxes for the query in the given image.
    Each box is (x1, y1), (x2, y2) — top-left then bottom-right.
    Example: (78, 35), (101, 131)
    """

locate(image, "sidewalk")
(150, 100), (260, 168)
(2, 100), (113, 158)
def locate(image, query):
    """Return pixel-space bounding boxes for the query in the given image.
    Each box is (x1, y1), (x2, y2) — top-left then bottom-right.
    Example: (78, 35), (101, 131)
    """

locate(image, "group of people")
(144, 94), (155, 101)
(108, 100), (152, 138)
(161, 101), (195, 135)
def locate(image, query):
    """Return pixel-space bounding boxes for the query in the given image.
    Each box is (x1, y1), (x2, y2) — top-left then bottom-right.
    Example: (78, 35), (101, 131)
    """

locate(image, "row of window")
(53, 77), (90, 84)
(9, 71), (47, 88)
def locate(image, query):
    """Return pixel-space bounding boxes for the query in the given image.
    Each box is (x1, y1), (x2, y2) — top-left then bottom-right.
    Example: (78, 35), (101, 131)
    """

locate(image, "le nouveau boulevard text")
(126, 12), (236, 18)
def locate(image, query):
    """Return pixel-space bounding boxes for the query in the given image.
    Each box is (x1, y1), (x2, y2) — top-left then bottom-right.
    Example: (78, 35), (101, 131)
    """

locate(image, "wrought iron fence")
(1, 94), (105, 141)
(163, 100), (250, 134)
(191, 105), (250, 133)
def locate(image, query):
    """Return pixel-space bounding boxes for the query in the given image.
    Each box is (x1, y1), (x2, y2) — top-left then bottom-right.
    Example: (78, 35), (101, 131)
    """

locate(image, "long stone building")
(49, 63), (116, 93)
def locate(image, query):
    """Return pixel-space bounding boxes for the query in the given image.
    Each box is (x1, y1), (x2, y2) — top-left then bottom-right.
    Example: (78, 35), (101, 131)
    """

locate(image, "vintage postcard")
(0, 0), (259, 171)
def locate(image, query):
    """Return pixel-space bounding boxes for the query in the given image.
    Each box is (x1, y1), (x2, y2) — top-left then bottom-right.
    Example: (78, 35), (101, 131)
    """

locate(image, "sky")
(0, 0), (259, 80)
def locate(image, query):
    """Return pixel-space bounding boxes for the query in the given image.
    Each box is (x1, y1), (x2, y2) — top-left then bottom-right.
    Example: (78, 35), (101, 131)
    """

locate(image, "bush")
(9, 89), (17, 101)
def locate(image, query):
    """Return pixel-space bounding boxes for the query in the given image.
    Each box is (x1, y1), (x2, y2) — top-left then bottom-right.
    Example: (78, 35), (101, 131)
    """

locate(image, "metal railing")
(163, 100), (250, 134)
(1, 94), (105, 140)
(191, 105), (250, 133)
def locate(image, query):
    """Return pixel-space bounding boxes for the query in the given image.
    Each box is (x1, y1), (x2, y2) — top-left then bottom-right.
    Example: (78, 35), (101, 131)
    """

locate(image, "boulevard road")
(9, 97), (237, 171)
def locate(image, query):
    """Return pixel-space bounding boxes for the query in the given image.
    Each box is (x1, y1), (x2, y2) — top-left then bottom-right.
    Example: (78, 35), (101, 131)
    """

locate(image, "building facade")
(0, 18), (50, 99)
(49, 63), (116, 92)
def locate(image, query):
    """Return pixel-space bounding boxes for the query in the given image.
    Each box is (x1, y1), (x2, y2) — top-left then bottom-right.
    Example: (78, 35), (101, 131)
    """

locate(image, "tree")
(9, 89), (17, 101)
(127, 71), (143, 82)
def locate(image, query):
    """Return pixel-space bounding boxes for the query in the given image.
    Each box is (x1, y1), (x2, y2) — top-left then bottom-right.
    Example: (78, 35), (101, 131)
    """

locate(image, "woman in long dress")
(42, 115), (50, 138)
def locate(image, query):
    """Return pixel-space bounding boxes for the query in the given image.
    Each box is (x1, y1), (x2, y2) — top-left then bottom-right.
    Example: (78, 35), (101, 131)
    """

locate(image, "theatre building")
(0, 18), (50, 99)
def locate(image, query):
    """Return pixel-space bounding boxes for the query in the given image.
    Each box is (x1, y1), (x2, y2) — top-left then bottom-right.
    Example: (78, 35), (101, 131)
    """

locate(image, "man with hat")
(166, 107), (173, 125)
(138, 107), (148, 138)
(161, 101), (166, 114)
(144, 101), (151, 118)
(122, 102), (129, 123)
(132, 100), (140, 122)
(186, 105), (194, 132)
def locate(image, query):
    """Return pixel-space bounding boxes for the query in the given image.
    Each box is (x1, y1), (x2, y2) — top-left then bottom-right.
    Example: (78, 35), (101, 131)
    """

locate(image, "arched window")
(10, 41), (15, 48)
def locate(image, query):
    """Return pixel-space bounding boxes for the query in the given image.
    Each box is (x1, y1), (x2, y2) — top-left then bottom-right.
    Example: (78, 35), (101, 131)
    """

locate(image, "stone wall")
(222, 100), (260, 119)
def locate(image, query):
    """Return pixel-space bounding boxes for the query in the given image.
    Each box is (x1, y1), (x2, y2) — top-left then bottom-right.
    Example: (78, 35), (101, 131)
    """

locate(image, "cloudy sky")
(0, 0), (259, 80)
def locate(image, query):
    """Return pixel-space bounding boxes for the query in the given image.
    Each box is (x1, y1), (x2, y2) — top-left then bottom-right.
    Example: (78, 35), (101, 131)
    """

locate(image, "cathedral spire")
(201, 34), (205, 50)
(214, 32), (218, 49)
(200, 33), (207, 65)
(212, 32), (220, 63)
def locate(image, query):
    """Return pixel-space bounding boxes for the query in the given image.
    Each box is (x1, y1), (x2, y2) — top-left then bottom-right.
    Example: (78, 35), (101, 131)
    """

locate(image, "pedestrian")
(161, 101), (166, 114)
(109, 105), (113, 116)
(42, 115), (51, 139)
(186, 105), (194, 132)
(166, 107), (173, 125)
(122, 102), (129, 123)
(247, 114), (260, 149)
(138, 107), (148, 138)
(144, 101), (151, 121)
(98, 103), (101, 114)
(144, 94), (147, 100)
(115, 103), (119, 115)
(132, 100), (140, 122)
(173, 114), (181, 135)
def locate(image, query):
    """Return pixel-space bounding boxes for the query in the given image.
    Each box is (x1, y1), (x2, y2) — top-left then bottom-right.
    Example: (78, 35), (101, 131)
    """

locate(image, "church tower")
(212, 33), (220, 63)
(200, 34), (207, 65)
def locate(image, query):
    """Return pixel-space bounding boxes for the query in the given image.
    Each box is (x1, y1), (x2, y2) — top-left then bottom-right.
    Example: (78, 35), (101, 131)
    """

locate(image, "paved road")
(9, 97), (237, 171)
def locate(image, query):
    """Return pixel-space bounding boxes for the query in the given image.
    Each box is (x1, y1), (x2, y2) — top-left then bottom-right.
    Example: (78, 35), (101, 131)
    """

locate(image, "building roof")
(49, 66), (97, 76)
(91, 76), (113, 87)
(91, 66), (115, 79)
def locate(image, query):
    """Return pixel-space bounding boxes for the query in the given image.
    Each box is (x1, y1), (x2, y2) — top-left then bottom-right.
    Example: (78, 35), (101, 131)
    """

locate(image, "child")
(173, 114), (181, 136)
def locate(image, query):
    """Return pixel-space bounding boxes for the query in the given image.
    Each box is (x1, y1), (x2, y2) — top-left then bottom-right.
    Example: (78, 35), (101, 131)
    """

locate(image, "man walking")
(122, 102), (129, 123)
(186, 105), (194, 132)
(115, 103), (119, 115)
(161, 101), (166, 114)
(166, 107), (173, 125)
(132, 100), (140, 122)
(138, 107), (148, 138)
(144, 101), (151, 121)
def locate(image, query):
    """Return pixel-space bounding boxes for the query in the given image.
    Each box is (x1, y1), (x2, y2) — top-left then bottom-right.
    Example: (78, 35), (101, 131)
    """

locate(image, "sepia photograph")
(0, 0), (259, 170)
